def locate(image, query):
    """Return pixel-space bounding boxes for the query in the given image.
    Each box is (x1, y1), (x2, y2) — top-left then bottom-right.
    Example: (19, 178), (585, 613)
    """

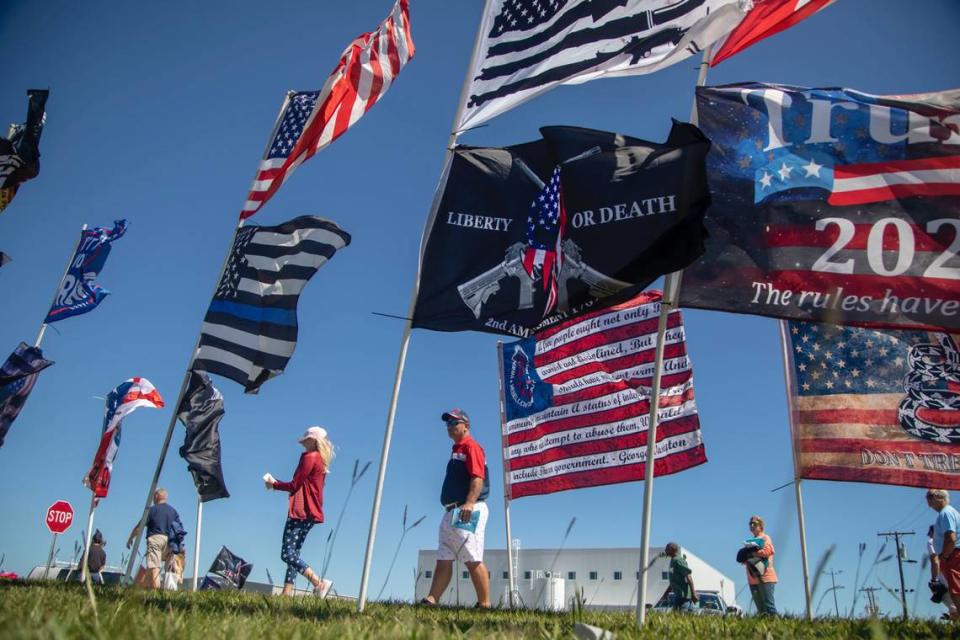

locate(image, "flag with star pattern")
(0, 342), (54, 448)
(524, 166), (566, 315)
(680, 83), (960, 331)
(784, 320), (960, 489)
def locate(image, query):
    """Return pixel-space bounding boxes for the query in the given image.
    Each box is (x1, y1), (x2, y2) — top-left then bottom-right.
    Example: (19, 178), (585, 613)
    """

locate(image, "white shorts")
(437, 502), (488, 563)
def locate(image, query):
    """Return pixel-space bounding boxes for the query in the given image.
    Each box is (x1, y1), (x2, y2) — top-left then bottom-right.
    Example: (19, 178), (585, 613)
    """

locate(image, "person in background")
(927, 488), (960, 622)
(127, 488), (184, 589)
(659, 542), (698, 611)
(266, 425), (333, 596)
(87, 529), (106, 585)
(420, 408), (491, 608)
(928, 524), (954, 619)
(744, 515), (778, 615)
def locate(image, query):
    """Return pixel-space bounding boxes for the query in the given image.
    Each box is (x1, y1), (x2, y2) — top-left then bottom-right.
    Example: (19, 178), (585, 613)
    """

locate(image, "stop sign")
(45, 500), (74, 534)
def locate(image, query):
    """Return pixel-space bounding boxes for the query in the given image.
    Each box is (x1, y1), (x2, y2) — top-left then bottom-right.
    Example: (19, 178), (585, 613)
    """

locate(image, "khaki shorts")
(145, 534), (169, 570)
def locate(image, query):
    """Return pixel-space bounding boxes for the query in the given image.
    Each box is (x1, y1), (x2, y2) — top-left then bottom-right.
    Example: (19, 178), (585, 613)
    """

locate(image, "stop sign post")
(44, 500), (74, 573)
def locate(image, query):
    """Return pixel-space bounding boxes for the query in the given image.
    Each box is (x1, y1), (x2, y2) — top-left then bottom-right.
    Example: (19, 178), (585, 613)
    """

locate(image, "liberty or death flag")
(499, 291), (705, 499)
(45, 220), (127, 324)
(193, 216), (351, 394)
(0, 342), (54, 448)
(680, 84), (960, 331)
(240, 0), (414, 220)
(413, 121), (711, 337)
(178, 371), (229, 502)
(784, 320), (960, 489)
(84, 378), (164, 499)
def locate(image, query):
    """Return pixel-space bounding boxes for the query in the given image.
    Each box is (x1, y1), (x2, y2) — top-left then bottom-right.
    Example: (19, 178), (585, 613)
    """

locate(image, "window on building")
(589, 571), (598, 581)
(462, 570), (469, 580)
(524, 571), (531, 580)
(636, 571), (640, 580)
(425, 570), (432, 579)
(567, 571), (576, 580)
(613, 571), (622, 581)
(661, 571), (669, 580)
(502, 571), (509, 580)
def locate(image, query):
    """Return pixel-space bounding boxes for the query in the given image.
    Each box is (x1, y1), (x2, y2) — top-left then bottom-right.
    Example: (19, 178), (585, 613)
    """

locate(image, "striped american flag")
(524, 166), (565, 315)
(240, 0), (414, 220)
(500, 291), (705, 499)
(784, 320), (960, 489)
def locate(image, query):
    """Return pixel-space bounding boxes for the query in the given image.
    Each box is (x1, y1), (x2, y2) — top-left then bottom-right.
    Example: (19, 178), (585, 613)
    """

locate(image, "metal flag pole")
(44, 532), (59, 574)
(356, 0), (494, 613)
(34, 224), (87, 348)
(80, 494), (97, 583)
(124, 94), (293, 581)
(779, 319), (813, 619)
(636, 45), (713, 626)
(496, 341), (519, 607)
(191, 494), (203, 590)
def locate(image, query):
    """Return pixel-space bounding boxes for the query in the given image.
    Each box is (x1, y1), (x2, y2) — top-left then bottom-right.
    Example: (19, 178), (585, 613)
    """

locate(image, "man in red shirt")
(420, 408), (491, 608)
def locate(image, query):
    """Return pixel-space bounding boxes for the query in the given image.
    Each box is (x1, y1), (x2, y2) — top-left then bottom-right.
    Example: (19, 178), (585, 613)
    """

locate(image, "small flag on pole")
(45, 220), (127, 324)
(84, 378), (164, 499)
(0, 342), (54, 448)
(239, 0), (414, 220)
(0, 252), (10, 269)
(193, 216), (351, 394)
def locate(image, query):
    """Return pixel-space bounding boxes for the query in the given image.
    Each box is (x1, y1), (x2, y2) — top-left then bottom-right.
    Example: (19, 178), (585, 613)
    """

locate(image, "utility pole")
(877, 531), (915, 620)
(822, 569), (843, 616)
(861, 587), (881, 617)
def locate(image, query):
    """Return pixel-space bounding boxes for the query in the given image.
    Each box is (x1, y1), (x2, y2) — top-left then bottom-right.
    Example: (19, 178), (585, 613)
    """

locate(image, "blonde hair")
(311, 435), (335, 470)
(749, 515), (765, 530)
(927, 489), (950, 503)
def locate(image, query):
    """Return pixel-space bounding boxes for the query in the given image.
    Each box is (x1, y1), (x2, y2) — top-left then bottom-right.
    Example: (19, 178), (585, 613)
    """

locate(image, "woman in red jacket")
(266, 425), (333, 595)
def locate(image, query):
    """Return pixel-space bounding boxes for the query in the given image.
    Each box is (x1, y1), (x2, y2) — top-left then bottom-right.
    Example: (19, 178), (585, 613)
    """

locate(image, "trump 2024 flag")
(499, 291), (705, 499)
(784, 320), (960, 489)
(680, 84), (960, 331)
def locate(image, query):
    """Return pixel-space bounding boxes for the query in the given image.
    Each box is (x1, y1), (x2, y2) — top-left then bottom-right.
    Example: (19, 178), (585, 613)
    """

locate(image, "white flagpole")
(779, 320), (813, 618)
(192, 494), (203, 591)
(636, 45), (713, 626)
(496, 341), (519, 608)
(124, 94), (293, 581)
(355, 0), (495, 614)
(34, 223), (87, 348)
(80, 494), (97, 583)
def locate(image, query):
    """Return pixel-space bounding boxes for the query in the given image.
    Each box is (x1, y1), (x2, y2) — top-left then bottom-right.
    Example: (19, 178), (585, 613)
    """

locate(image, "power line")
(877, 531), (915, 620)
(821, 569), (844, 617)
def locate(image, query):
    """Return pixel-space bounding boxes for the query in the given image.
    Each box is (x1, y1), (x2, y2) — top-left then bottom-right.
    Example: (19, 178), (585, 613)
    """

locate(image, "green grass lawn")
(0, 581), (956, 639)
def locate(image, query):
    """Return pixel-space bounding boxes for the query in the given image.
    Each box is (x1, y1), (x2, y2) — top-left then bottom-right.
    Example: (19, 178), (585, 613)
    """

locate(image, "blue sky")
(1, 0), (958, 619)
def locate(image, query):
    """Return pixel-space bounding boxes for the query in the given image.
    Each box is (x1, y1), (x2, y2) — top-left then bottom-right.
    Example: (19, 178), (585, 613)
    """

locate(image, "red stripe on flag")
(535, 313), (683, 365)
(798, 438), (960, 455)
(796, 408), (899, 425)
(828, 182), (960, 206)
(508, 416), (700, 470)
(540, 343), (688, 386)
(765, 223), (950, 251)
(834, 155), (960, 178)
(509, 445), (706, 499)
(552, 375), (693, 405)
(710, 0), (834, 67)
(365, 33), (385, 115)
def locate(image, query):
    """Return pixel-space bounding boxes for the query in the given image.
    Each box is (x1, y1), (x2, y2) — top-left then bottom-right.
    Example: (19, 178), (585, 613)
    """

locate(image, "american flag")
(240, 0), (414, 220)
(785, 320), (960, 489)
(0, 343), (54, 448)
(84, 378), (164, 499)
(524, 166), (565, 315)
(500, 292), (705, 499)
(193, 216), (351, 394)
(459, 0), (751, 131)
(710, 0), (835, 67)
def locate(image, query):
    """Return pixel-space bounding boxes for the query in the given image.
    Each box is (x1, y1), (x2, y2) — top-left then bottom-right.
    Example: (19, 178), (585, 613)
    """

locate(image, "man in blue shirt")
(127, 488), (184, 589)
(928, 488), (960, 621)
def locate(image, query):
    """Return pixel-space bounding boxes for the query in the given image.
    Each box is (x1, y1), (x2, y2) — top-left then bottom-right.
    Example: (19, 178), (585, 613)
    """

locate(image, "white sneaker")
(314, 578), (332, 599)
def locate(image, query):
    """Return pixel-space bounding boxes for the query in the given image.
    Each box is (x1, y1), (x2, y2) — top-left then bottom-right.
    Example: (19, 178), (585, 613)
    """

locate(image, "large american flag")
(499, 291), (705, 499)
(524, 166), (565, 315)
(784, 320), (960, 489)
(240, 0), (414, 220)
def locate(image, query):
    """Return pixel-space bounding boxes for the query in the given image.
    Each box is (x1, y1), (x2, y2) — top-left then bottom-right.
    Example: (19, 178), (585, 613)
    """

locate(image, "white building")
(415, 546), (737, 611)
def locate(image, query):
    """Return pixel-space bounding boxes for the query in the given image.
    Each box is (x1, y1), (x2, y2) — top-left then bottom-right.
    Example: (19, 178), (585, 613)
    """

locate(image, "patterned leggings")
(280, 517), (315, 584)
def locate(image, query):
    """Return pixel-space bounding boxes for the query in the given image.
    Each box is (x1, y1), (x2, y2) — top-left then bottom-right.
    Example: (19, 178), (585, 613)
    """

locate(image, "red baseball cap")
(441, 408), (470, 425)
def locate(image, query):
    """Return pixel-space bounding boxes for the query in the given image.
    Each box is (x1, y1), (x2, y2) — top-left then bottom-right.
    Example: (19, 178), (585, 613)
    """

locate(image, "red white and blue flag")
(524, 166), (566, 316)
(240, 0), (414, 220)
(710, 0), (835, 67)
(784, 320), (960, 489)
(499, 291), (705, 499)
(84, 378), (164, 499)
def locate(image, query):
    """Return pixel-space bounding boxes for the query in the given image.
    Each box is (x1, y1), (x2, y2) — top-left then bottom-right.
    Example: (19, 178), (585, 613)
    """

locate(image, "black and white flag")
(457, 0), (746, 131)
(193, 216), (351, 394)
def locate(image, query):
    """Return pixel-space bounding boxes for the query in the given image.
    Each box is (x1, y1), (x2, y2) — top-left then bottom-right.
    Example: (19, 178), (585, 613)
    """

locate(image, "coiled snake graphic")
(898, 334), (960, 444)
